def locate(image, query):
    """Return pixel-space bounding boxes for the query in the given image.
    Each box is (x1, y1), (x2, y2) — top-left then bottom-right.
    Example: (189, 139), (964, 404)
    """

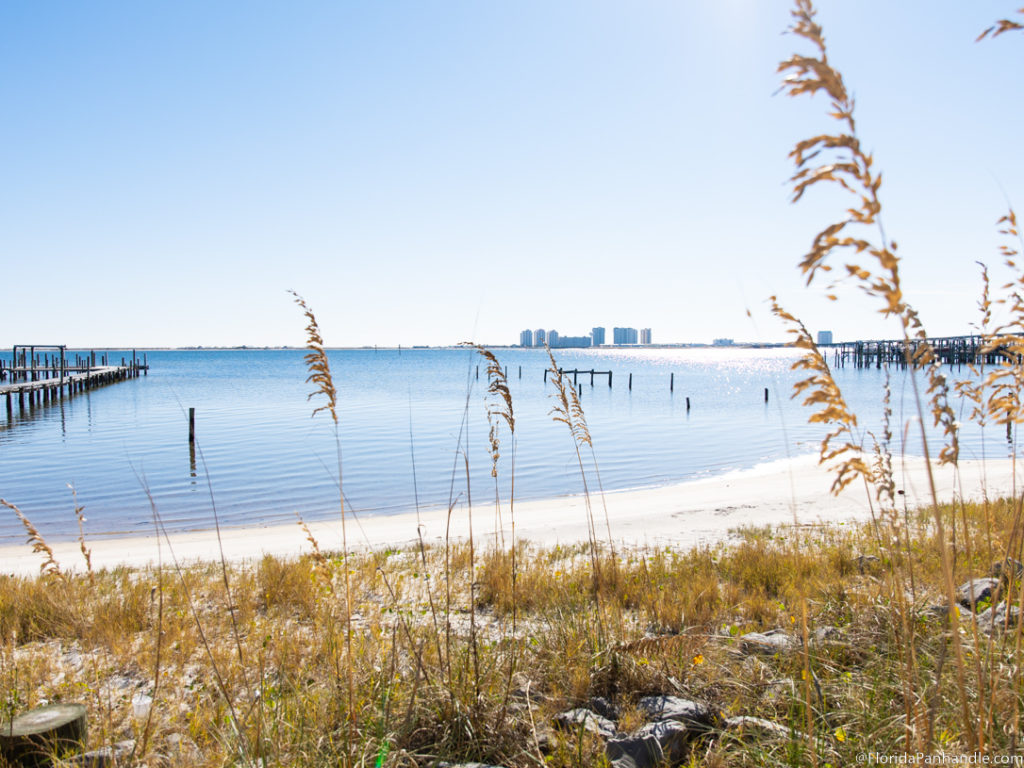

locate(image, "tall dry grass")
(774, 0), (1024, 754)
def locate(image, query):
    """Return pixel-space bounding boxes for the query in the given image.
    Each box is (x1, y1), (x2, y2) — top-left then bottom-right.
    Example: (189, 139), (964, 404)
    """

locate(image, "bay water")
(0, 347), (1003, 544)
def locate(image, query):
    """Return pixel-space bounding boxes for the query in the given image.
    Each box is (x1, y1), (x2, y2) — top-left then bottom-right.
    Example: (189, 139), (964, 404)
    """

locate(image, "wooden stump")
(0, 703), (87, 767)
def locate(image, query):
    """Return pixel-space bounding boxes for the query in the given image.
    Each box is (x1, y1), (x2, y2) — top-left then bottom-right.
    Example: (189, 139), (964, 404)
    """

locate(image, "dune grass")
(0, 497), (1022, 766)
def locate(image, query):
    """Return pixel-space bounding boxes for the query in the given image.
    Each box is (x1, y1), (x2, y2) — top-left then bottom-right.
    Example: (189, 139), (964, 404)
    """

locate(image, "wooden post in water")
(628, 373), (632, 390)
(189, 408), (196, 444)
(686, 396), (691, 411)
(764, 387), (769, 403)
(518, 365), (521, 379)
(578, 383), (582, 397)
(670, 373), (674, 392)
(543, 368), (548, 383)
(608, 370), (612, 387)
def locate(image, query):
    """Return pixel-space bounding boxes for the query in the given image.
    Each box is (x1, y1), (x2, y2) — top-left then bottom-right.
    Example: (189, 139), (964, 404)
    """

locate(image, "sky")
(1, 1), (1021, 348)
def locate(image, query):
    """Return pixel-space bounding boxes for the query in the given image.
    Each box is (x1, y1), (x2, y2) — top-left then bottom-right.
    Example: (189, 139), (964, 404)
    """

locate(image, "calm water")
(0, 347), (1006, 543)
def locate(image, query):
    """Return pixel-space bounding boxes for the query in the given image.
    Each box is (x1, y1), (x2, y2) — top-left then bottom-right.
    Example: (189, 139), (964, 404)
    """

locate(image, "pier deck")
(2, 347), (148, 416)
(828, 335), (1015, 369)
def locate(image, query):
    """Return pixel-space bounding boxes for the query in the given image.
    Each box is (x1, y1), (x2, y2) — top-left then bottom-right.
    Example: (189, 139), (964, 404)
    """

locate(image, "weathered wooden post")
(189, 408), (196, 444)
(670, 373), (674, 392)
(628, 373), (632, 390)
(608, 371), (612, 387)
(0, 702), (87, 767)
(764, 387), (769, 403)
(686, 396), (691, 411)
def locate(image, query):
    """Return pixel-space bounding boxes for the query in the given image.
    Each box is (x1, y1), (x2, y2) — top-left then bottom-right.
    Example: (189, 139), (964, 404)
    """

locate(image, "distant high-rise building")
(547, 330), (559, 347)
(817, 330), (834, 346)
(592, 327), (606, 346)
(613, 327), (638, 345)
(534, 329), (546, 347)
(640, 328), (652, 345)
(519, 329), (533, 347)
(550, 335), (592, 348)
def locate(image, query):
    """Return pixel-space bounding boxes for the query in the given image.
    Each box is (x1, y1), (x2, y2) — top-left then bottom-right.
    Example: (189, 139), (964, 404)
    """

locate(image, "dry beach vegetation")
(3, 2), (1024, 765)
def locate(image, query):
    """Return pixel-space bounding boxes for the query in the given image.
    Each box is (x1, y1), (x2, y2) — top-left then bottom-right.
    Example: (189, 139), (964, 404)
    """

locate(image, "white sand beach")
(2, 454), (1020, 577)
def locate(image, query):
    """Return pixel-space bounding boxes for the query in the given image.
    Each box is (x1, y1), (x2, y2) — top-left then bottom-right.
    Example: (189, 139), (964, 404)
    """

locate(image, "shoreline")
(1, 454), (1019, 577)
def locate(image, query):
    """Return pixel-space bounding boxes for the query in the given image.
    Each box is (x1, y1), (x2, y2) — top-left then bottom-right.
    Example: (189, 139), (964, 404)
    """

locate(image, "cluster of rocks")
(438, 692), (799, 768)
(933, 559), (1023, 632)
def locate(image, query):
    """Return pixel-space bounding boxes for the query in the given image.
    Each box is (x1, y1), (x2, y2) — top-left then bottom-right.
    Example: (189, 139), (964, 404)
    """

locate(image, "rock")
(68, 740), (136, 767)
(856, 554), (881, 573)
(724, 716), (794, 739)
(606, 721), (689, 768)
(588, 696), (620, 721)
(738, 630), (800, 656)
(991, 558), (1024, 581)
(976, 602), (1022, 632)
(165, 732), (202, 764)
(636, 696), (718, 731)
(552, 708), (617, 739)
(812, 626), (840, 643)
(435, 763), (507, 768)
(957, 578), (1001, 609)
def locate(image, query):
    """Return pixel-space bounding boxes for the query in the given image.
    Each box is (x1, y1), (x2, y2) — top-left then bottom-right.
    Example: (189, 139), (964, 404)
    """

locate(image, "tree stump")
(0, 703), (87, 767)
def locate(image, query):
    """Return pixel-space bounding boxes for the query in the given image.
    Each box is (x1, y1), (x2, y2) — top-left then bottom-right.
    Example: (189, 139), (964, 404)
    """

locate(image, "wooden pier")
(1, 345), (148, 416)
(829, 335), (1013, 369)
(544, 367), (613, 386)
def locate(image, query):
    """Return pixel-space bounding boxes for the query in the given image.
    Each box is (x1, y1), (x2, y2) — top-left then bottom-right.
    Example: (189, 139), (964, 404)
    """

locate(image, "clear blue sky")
(1, 1), (1021, 348)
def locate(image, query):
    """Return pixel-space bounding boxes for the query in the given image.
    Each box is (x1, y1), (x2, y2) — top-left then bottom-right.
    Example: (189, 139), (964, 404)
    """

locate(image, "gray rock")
(991, 558), (1024, 581)
(164, 732), (202, 764)
(856, 554), (881, 573)
(976, 602), (1022, 632)
(812, 625), (840, 643)
(606, 721), (689, 768)
(588, 695), (620, 721)
(636, 696), (717, 730)
(67, 740), (135, 767)
(724, 716), (794, 739)
(957, 578), (1001, 609)
(739, 630), (800, 655)
(436, 763), (507, 768)
(552, 708), (617, 739)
